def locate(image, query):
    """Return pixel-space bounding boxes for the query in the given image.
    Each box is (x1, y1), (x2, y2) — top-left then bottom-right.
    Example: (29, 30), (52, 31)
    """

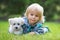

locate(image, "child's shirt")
(22, 17), (45, 34)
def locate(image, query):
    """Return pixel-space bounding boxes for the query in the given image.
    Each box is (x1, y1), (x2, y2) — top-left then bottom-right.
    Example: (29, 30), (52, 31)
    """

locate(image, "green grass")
(0, 21), (60, 40)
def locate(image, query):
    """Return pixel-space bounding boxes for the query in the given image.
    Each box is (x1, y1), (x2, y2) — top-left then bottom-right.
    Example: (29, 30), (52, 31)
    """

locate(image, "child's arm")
(33, 25), (49, 34)
(34, 23), (44, 34)
(29, 23), (43, 35)
(30, 23), (48, 35)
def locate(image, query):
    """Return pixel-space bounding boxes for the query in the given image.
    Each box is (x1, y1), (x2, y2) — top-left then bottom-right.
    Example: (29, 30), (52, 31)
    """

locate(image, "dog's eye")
(13, 23), (15, 25)
(17, 23), (20, 25)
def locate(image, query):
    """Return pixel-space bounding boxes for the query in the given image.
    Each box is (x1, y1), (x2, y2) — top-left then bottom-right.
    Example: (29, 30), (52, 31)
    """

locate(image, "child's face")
(27, 11), (40, 25)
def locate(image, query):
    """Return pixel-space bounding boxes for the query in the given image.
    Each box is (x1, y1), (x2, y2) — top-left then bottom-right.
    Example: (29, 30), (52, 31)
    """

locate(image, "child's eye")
(35, 15), (38, 17)
(30, 14), (33, 16)
(13, 23), (15, 25)
(17, 23), (20, 25)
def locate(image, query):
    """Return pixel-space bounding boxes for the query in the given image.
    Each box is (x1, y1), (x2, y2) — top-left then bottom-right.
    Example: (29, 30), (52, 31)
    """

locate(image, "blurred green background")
(0, 0), (60, 21)
(0, 0), (60, 40)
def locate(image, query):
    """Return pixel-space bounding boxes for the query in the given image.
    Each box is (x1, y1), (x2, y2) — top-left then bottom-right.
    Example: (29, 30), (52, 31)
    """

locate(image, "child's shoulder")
(22, 17), (29, 25)
(36, 22), (43, 28)
(22, 17), (28, 21)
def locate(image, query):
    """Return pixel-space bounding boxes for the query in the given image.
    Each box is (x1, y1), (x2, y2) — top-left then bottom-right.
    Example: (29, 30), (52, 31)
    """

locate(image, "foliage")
(0, 0), (60, 21)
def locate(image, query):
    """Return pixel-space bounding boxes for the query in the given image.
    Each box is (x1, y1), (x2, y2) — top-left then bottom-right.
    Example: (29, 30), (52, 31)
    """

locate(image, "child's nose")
(32, 16), (35, 19)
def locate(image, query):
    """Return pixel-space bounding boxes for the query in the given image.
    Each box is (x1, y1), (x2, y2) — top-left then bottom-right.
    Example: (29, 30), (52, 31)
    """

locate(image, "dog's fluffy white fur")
(8, 17), (24, 35)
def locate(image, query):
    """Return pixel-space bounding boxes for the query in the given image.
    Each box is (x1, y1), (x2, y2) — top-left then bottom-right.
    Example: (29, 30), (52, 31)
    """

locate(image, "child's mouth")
(31, 20), (35, 21)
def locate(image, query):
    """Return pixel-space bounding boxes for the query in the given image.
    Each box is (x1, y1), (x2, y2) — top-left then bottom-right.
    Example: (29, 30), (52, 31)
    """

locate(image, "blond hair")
(25, 3), (44, 23)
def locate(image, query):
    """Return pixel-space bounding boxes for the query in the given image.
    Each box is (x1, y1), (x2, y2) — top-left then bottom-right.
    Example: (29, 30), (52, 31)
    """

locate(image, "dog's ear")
(8, 18), (13, 25)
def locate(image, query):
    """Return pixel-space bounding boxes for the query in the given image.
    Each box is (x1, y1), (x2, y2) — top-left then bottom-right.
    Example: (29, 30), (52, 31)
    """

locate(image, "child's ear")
(8, 18), (13, 25)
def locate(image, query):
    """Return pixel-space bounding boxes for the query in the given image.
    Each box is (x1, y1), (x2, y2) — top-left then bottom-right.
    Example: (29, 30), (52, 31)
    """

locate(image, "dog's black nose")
(15, 27), (18, 29)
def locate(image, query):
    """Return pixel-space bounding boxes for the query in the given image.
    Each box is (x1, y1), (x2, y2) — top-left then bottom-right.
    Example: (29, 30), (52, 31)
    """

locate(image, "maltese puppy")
(8, 17), (24, 35)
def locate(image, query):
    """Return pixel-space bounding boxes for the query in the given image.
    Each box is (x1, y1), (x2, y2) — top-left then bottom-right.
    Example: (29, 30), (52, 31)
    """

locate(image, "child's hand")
(29, 32), (35, 35)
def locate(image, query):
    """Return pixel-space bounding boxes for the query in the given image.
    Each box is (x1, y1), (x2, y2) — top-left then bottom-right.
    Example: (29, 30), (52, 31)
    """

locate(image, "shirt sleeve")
(33, 23), (44, 34)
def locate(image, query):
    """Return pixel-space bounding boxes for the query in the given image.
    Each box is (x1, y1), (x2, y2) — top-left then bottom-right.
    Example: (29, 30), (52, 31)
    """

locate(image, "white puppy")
(8, 17), (24, 35)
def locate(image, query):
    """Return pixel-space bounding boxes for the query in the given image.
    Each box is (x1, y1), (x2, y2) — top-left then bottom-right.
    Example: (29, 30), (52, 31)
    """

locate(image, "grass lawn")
(0, 21), (60, 40)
